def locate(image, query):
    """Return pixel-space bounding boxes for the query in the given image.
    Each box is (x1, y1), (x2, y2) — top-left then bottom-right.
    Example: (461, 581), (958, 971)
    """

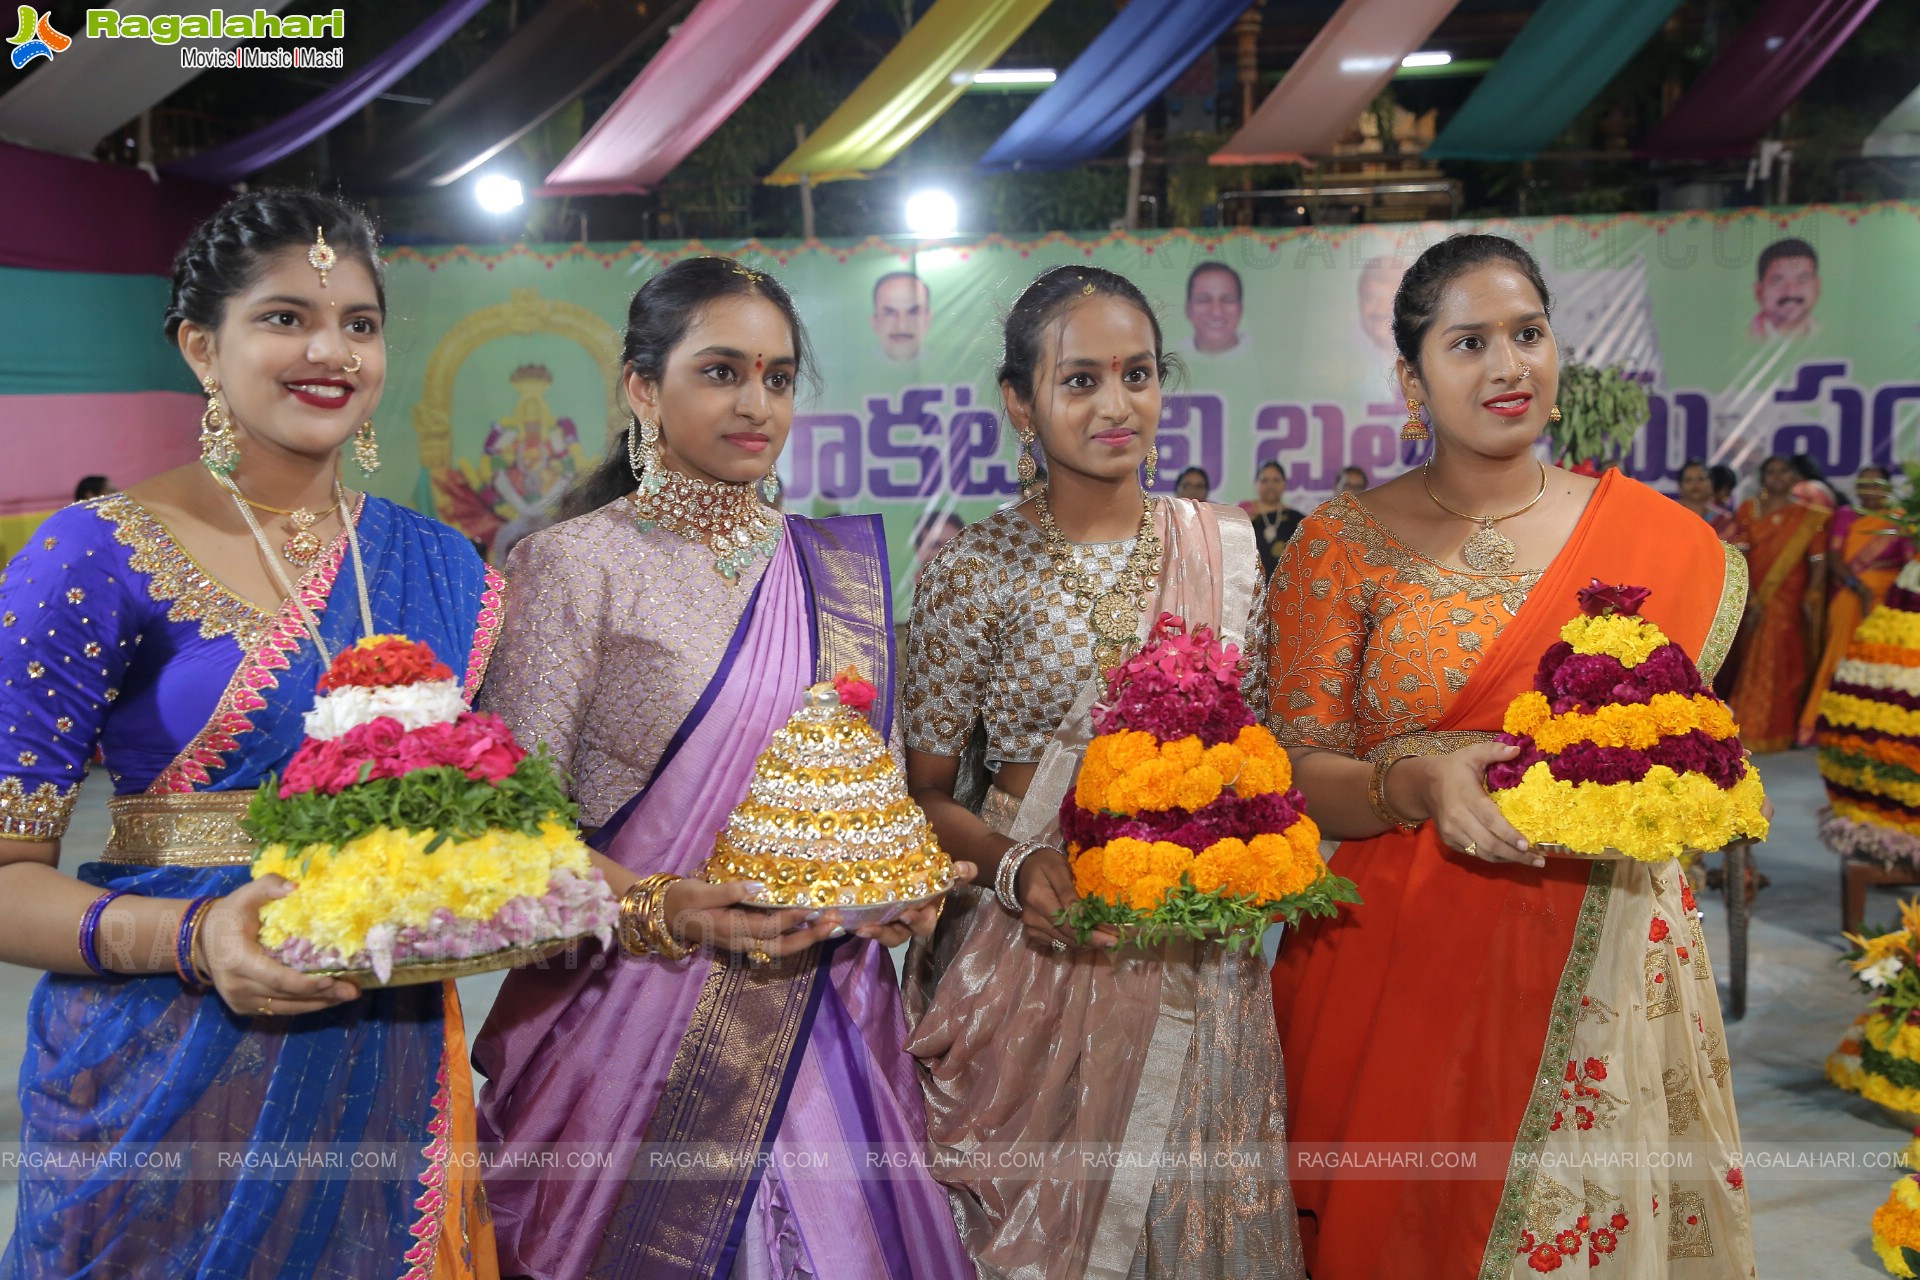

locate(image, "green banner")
(372, 204), (1920, 614)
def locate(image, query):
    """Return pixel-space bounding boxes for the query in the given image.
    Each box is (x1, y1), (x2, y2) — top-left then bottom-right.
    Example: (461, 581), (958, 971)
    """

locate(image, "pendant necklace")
(230, 494), (341, 567)
(1421, 459), (1548, 574)
(1033, 490), (1162, 671)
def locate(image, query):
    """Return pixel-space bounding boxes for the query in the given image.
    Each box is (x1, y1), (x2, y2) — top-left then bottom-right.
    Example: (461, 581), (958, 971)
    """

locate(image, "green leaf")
(1053, 872), (1362, 952)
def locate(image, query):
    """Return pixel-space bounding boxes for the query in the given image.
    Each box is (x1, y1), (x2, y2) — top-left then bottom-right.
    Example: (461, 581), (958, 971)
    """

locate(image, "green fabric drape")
(765, 0), (1055, 185)
(1426, 0), (1682, 160)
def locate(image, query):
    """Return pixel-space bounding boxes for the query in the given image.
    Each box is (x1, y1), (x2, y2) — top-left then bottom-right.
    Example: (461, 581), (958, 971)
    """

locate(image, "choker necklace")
(1421, 459), (1548, 573)
(232, 494), (341, 566)
(1033, 490), (1162, 671)
(629, 469), (782, 581)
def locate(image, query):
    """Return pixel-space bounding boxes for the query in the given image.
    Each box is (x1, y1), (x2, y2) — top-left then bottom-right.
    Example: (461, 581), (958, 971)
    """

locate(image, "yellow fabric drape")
(765, 0), (1054, 186)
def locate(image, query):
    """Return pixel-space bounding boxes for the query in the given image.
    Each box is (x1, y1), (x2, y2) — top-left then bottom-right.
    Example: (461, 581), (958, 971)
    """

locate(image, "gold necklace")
(1033, 490), (1162, 671)
(233, 494), (341, 566)
(1421, 459), (1548, 573)
(628, 469), (782, 581)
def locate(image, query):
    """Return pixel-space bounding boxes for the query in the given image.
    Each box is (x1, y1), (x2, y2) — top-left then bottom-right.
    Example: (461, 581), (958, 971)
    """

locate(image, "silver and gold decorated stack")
(705, 683), (952, 910)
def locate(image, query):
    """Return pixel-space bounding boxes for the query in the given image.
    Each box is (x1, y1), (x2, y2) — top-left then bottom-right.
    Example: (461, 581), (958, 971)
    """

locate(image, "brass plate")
(307, 936), (579, 988)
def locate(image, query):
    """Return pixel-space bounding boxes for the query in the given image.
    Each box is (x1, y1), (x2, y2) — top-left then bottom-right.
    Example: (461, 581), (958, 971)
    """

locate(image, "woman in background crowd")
(1726, 454), (1831, 752)
(1675, 457), (1738, 539)
(1174, 465), (1211, 501)
(1796, 464), (1913, 745)
(1336, 465), (1369, 496)
(1240, 459), (1306, 577)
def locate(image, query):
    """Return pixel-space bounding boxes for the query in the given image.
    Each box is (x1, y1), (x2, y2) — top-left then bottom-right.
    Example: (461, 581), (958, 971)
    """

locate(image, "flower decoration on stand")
(1872, 1172), (1920, 1277)
(1055, 614), (1359, 950)
(1828, 899), (1920, 1127)
(1487, 581), (1769, 861)
(1817, 558), (1920, 869)
(246, 635), (617, 985)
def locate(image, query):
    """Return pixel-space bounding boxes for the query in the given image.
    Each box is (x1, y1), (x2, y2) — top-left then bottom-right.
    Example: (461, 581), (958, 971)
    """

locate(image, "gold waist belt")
(104, 792), (259, 867)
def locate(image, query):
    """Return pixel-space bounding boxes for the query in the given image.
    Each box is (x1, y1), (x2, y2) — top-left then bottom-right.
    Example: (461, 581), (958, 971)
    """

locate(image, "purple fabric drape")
(0, 142), (225, 274)
(1638, 0), (1884, 158)
(162, 0), (492, 184)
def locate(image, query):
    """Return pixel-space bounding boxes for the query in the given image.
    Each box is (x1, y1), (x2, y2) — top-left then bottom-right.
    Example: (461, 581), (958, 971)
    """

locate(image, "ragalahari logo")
(8, 7), (70, 68)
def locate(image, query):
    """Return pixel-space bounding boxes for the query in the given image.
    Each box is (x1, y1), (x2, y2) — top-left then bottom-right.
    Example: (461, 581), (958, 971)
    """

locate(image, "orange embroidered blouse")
(1261, 494), (1542, 760)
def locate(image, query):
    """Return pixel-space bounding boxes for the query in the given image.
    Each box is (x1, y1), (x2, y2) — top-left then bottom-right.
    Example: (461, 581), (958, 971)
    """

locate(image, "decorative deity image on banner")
(407, 287), (626, 563)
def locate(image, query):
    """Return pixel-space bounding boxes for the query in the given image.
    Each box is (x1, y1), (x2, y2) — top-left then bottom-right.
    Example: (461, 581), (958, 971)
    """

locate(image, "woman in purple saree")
(472, 259), (969, 1279)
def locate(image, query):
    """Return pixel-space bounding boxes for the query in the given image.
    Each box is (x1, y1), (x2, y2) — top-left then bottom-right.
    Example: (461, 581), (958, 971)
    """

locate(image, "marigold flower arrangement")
(1828, 899), (1920, 1122)
(1486, 581), (1769, 862)
(1873, 1174), (1920, 1277)
(1818, 557), (1920, 869)
(246, 635), (616, 983)
(1056, 614), (1358, 949)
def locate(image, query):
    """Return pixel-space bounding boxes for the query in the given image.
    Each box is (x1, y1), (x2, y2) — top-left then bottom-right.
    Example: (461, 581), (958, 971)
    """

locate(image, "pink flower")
(833, 666), (877, 713)
(1577, 580), (1652, 618)
(1092, 615), (1255, 744)
(393, 712), (526, 784)
(1546, 741), (1652, 786)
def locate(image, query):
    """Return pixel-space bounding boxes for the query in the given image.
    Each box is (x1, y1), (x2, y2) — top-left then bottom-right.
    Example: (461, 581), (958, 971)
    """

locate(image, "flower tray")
(307, 935), (579, 988)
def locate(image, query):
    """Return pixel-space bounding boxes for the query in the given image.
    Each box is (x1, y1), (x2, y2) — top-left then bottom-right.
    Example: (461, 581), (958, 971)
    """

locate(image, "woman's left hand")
(852, 861), (976, 947)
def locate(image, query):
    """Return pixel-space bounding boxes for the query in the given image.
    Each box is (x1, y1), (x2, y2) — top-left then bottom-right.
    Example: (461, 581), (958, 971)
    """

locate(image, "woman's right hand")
(662, 879), (842, 960)
(1398, 743), (1543, 868)
(199, 876), (360, 1017)
(1014, 848), (1117, 951)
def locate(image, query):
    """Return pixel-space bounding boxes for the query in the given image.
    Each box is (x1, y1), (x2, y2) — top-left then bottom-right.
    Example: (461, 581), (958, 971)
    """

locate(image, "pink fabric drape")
(1638, 0), (1883, 159)
(1209, 0), (1461, 165)
(539, 0), (840, 196)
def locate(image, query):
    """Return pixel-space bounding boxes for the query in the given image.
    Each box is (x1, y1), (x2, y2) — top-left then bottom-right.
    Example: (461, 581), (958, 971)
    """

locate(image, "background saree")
(0, 494), (501, 1279)
(1728, 496), (1830, 753)
(1797, 507), (1914, 745)
(473, 510), (966, 1280)
(904, 500), (1303, 1280)
(1265, 473), (1757, 1279)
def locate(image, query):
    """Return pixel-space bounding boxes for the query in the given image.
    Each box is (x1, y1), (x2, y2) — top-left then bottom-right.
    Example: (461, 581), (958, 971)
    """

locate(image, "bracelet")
(618, 873), (691, 961)
(175, 896), (218, 991)
(76, 889), (129, 978)
(1367, 756), (1420, 834)
(994, 841), (1046, 914)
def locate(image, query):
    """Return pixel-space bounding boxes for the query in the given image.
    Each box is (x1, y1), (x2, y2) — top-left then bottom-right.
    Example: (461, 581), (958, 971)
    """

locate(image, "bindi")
(755, 355), (764, 372)
(1110, 356), (1121, 373)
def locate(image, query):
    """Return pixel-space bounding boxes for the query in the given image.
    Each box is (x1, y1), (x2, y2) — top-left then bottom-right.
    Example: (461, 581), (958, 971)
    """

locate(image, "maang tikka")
(308, 226), (336, 289)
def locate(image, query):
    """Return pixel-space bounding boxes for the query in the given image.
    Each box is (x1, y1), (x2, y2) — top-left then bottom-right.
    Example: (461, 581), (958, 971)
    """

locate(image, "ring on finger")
(260, 997), (274, 1017)
(1464, 840), (1480, 859)
(1049, 939), (1067, 954)
(748, 944), (772, 967)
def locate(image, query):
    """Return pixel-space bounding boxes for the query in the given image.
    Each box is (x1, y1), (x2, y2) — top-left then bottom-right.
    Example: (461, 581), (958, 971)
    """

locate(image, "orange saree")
(1265, 472), (1755, 1279)
(1728, 497), (1829, 753)
(1796, 508), (1913, 745)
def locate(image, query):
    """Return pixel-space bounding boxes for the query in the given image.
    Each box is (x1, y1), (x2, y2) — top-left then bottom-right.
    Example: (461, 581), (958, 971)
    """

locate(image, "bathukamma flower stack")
(1817, 560), (1920, 868)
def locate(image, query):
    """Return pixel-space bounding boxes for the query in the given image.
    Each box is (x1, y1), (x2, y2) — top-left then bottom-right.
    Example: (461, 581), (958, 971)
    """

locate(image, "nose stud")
(342, 352), (363, 375)
(1517, 362), (1531, 380)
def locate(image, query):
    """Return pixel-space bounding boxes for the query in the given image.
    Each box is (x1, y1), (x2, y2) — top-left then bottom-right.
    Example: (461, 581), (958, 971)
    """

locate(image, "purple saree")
(474, 511), (968, 1280)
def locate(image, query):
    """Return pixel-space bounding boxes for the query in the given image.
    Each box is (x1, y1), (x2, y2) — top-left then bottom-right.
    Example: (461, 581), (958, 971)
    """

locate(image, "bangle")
(1367, 756), (1420, 834)
(618, 873), (690, 961)
(995, 841), (1046, 914)
(175, 896), (218, 990)
(76, 889), (129, 978)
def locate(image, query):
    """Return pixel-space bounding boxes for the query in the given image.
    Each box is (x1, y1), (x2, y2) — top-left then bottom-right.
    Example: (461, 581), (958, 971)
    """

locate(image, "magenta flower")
(1646, 729), (1747, 788)
(1577, 580), (1652, 618)
(1547, 741), (1654, 785)
(1486, 735), (1546, 790)
(1093, 613), (1256, 744)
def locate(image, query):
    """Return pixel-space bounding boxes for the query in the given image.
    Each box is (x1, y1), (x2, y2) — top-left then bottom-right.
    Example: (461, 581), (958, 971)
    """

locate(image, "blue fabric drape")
(976, 0), (1247, 172)
(1426, 0), (1683, 161)
(164, 0), (493, 185)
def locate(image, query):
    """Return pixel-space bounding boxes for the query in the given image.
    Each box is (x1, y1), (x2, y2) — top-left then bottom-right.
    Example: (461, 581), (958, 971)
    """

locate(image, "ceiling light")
(475, 174), (524, 214)
(1338, 56), (1397, 75)
(904, 188), (960, 239)
(1401, 51), (1452, 68)
(951, 68), (1057, 86)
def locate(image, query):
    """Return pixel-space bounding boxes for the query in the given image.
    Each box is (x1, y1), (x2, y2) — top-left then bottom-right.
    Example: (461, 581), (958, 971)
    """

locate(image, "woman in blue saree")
(472, 258), (970, 1279)
(0, 192), (502, 1278)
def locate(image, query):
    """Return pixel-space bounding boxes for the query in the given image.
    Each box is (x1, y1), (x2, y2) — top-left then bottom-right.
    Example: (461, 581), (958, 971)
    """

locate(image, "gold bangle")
(1367, 755), (1420, 834)
(618, 873), (690, 960)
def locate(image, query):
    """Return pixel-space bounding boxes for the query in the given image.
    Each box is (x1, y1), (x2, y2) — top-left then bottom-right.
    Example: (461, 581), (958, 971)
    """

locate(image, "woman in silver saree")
(901, 267), (1305, 1280)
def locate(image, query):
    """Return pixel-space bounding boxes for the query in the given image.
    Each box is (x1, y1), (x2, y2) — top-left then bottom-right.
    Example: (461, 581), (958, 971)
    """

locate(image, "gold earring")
(353, 421), (380, 474)
(1401, 398), (1429, 442)
(199, 376), (239, 475)
(629, 418), (665, 494)
(1015, 426), (1038, 496)
(1144, 444), (1159, 489)
(1549, 403), (1563, 422)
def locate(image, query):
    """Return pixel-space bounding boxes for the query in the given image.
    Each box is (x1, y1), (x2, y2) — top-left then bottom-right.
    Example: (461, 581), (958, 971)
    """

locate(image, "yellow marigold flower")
(1285, 814), (1322, 858)
(1825, 693), (1920, 740)
(1160, 735), (1205, 772)
(1265, 853), (1321, 899)
(1190, 846), (1234, 895)
(1236, 724), (1283, 761)
(1072, 845), (1114, 901)
(1503, 690), (1552, 738)
(1559, 614), (1668, 667)
(1126, 874), (1177, 912)
(1101, 837), (1154, 888)
(1203, 743), (1246, 785)
(1174, 764), (1225, 812)
(1695, 698), (1736, 740)
(1147, 841), (1195, 880)
(1857, 608), (1920, 650)
(1645, 691), (1702, 737)
(1236, 757), (1279, 797)
(1104, 730), (1162, 774)
(1489, 758), (1769, 861)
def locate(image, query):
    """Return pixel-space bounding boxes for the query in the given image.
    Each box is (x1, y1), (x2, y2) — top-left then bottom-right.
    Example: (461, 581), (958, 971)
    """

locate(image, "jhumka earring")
(200, 376), (240, 475)
(760, 469), (782, 504)
(308, 227), (336, 289)
(628, 418), (665, 495)
(1016, 427), (1038, 496)
(1549, 403), (1563, 422)
(1144, 444), (1159, 489)
(353, 421), (380, 475)
(1401, 398), (1429, 442)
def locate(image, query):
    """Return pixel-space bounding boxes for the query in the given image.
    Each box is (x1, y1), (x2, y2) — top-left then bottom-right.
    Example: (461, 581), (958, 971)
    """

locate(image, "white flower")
(1863, 956), (1905, 990)
(304, 679), (466, 740)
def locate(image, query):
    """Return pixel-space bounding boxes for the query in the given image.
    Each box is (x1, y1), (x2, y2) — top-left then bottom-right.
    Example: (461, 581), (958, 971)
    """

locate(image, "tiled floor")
(0, 751), (1901, 1274)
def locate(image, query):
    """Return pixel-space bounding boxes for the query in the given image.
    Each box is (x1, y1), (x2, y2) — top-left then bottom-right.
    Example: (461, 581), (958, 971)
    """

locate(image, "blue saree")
(0, 493), (504, 1279)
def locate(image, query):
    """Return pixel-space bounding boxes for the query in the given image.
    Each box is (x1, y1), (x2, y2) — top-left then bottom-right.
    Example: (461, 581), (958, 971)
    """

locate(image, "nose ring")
(1517, 362), (1531, 380)
(342, 352), (363, 375)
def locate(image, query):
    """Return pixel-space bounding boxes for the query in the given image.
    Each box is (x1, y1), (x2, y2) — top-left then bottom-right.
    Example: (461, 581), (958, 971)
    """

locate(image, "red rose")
(1725, 1168), (1744, 1189)
(1648, 917), (1670, 942)
(1576, 580), (1652, 618)
(1585, 1057), (1607, 1081)
(279, 739), (328, 797)
(832, 666), (878, 714)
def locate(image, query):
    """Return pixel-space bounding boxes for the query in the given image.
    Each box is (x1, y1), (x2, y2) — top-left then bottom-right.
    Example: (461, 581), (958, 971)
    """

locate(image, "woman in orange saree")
(1727, 456), (1829, 752)
(1264, 234), (1756, 1279)
(1796, 466), (1913, 744)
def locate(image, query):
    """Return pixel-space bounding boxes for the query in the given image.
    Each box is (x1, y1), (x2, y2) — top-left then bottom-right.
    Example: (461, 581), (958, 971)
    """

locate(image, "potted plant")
(1550, 357), (1651, 476)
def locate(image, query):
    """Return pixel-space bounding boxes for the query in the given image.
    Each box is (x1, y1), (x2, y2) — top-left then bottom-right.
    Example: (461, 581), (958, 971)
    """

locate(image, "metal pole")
(795, 123), (816, 241)
(1124, 115), (1146, 231)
